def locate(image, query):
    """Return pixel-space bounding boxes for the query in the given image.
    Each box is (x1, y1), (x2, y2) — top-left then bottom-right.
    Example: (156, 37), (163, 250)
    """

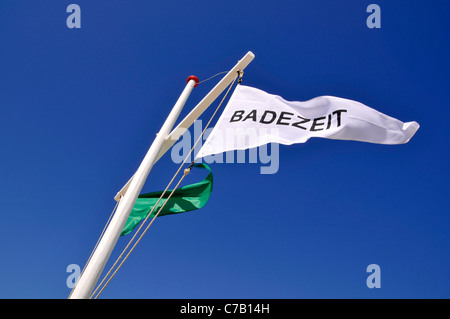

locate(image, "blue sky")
(0, 1), (448, 298)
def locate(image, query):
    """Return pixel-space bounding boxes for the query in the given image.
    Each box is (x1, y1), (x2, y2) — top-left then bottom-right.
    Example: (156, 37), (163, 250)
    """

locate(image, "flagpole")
(69, 76), (199, 299)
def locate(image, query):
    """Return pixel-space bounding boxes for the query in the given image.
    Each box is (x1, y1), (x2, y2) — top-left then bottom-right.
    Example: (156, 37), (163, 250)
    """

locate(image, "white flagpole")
(69, 76), (199, 299)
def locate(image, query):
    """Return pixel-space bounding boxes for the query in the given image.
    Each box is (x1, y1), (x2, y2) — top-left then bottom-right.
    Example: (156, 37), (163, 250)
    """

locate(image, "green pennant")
(121, 163), (213, 236)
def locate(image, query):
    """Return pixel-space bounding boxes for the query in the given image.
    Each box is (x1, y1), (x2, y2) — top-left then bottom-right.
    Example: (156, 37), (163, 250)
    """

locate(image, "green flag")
(121, 163), (213, 236)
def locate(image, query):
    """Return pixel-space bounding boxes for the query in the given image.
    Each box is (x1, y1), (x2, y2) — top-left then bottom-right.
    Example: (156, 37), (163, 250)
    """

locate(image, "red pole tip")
(187, 75), (199, 87)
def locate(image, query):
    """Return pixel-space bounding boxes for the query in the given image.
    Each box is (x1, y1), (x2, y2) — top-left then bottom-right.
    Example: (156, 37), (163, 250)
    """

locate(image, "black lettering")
(326, 114), (332, 130)
(292, 116), (310, 130)
(332, 109), (347, 127)
(243, 109), (257, 122)
(310, 116), (326, 131)
(260, 110), (277, 124)
(276, 112), (294, 126)
(230, 110), (245, 122)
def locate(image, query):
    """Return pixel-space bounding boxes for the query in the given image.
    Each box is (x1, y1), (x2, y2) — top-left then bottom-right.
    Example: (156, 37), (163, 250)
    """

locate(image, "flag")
(196, 85), (419, 158)
(121, 163), (213, 236)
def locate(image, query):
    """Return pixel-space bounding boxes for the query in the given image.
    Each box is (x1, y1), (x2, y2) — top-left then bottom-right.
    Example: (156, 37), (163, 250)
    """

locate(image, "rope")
(92, 168), (191, 299)
(68, 200), (120, 298)
(198, 71), (229, 85)
(90, 162), (188, 298)
(90, 74), (239, 299)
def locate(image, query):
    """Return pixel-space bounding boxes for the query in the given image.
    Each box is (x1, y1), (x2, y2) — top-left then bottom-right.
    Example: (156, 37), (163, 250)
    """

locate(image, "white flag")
(197, 85), (419, 158)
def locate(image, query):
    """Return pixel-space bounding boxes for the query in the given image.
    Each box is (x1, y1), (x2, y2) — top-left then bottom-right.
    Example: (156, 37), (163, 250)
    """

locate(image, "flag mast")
(70, 52), (255, 299)
(69, 76), (199, 299)
(114, 51), (255, 201)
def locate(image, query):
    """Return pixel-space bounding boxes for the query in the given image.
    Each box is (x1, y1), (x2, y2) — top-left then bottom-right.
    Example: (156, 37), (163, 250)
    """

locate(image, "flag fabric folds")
(121, 163), (213, 236)
(197, 85), (419, 158)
